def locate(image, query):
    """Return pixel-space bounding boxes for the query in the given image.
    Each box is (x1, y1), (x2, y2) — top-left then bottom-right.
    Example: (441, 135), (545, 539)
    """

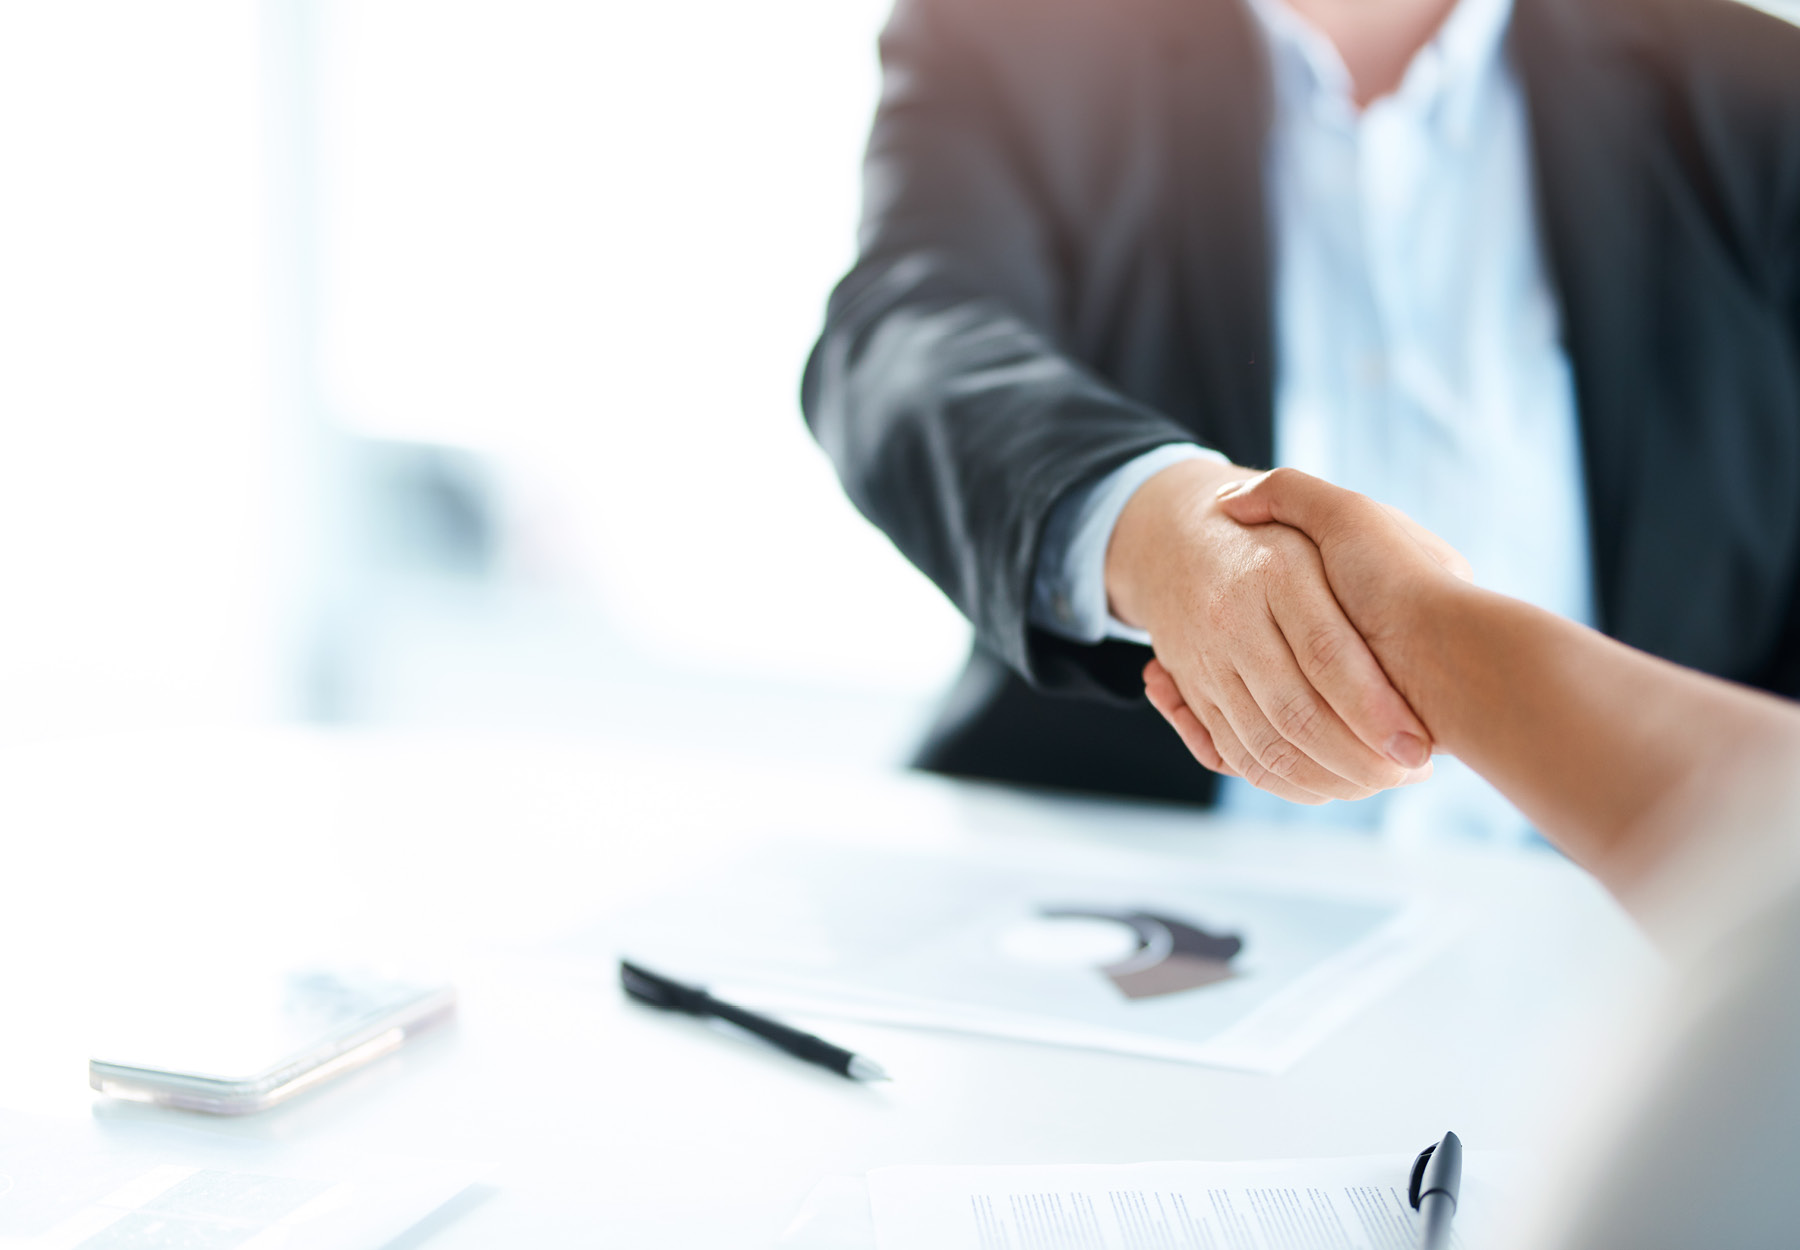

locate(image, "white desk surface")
(0, 728), (1656, 1247)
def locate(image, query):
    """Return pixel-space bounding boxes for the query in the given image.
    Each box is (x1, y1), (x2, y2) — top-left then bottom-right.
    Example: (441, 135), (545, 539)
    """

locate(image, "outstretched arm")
(1149, 469), (1800, 916)
(805, 0), (1439, 803)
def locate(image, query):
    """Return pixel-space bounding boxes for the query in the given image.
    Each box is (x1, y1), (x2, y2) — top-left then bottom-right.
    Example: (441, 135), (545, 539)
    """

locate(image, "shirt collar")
(1244, 0), (1516, 145)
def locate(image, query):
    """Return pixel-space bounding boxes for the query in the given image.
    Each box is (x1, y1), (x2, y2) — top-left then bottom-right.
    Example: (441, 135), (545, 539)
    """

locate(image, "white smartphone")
(89, 968), (455, 1115)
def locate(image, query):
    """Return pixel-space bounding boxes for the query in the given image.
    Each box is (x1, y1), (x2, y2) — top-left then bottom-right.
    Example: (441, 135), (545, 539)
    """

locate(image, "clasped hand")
(1106, 461), (1469, 804)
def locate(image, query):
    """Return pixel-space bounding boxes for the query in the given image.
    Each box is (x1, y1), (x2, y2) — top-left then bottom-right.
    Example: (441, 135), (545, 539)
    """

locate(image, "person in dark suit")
(802, 0), (1800, 829)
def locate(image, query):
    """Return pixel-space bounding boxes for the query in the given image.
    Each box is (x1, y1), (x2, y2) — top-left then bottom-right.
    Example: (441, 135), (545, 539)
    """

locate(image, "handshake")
(1110, 470), (1800, 1250)
(1107, 462), (1475, 804)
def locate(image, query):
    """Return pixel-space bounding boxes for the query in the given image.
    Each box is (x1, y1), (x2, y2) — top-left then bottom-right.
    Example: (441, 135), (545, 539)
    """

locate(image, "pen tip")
(849, 1056), (891, 1082)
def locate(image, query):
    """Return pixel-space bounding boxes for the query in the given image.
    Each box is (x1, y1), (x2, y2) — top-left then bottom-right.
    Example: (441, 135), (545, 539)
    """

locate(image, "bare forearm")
(1212, 467), (1800, 939)
(1397, 580), (1800, 896)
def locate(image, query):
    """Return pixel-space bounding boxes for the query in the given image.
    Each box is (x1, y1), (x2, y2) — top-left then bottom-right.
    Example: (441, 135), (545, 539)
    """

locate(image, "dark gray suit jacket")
(803, 0), (1800, 802)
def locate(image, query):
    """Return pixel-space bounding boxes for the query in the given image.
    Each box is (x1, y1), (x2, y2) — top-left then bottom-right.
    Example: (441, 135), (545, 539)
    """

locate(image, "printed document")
(868, 1156), (1522, 1250)
(608, 843), (1454, 1073)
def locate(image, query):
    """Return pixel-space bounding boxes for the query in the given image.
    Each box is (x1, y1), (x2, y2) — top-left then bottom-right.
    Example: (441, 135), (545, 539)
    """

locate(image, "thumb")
(1214, 467), (1348, 545)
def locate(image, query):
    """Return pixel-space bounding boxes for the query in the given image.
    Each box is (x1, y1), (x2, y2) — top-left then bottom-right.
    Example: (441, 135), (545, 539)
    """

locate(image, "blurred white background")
(0, 0), (972, 762)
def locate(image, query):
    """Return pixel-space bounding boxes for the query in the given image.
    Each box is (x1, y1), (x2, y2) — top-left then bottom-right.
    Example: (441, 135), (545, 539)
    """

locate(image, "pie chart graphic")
(1040, 907), (1245, 1000)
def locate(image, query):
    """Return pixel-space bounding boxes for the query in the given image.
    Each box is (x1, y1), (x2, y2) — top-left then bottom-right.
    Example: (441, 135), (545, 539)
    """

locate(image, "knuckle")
(1257, 735), (1306, 781)
(1222, 741), (1253, 774)
(1298, 622), (1349, 676)
(1210, 731), (1252, 777)
(1270, 688), (1326, 746)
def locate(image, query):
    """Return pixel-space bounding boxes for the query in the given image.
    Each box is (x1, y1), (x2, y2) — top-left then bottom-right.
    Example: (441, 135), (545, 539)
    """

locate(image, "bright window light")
(314, 0), (973, 695)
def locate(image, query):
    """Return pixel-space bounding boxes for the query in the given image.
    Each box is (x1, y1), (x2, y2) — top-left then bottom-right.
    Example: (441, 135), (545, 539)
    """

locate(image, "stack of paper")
(0, 1109), (477, 1250)
(610, 843), (1451, 1073)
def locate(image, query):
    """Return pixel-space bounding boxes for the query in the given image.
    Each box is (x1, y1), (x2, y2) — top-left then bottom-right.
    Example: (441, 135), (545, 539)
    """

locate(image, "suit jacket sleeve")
(800, 0), (1202, 699)
(1774, 159), (1800, 698)
(1784, 78), (1800, 699)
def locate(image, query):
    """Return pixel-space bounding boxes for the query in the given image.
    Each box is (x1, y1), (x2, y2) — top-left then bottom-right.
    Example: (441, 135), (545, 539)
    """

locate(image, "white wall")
(0, 3), (278, 744)
(0, 0), (973, 753)
(313, 0), (972, 696)
(1744, 0), (1800, 21)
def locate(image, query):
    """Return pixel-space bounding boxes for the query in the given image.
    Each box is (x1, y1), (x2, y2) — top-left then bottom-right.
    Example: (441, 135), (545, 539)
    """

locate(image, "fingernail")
(1215, 480), (1246, 500)
(1384, 732), (1430, 769)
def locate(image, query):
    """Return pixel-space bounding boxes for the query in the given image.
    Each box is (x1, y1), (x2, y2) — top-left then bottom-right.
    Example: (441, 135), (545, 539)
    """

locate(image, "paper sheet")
(867, 1156), (1522, 1250)
(608, 843), (1455, 1073)
(0, 1110), (478, 1250)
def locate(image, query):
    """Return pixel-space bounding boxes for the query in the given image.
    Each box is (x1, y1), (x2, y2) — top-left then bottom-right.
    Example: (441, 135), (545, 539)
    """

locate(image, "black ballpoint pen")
(1409, 1131), (1463, 1250)
(619, 959), (891, 1081)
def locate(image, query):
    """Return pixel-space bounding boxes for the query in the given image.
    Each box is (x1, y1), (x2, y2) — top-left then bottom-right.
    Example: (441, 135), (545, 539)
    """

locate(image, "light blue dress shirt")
(1029, 0), (1593, 841)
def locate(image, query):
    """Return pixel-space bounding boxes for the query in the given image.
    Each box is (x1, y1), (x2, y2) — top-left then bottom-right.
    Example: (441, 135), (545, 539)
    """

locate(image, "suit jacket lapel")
(1512, 0), (1662, 638)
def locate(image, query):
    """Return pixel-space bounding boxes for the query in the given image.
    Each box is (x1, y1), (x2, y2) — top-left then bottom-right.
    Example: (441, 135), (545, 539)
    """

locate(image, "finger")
(1265, 549), (1434, 772)
(1230, 604), (1410, 793)
(1214, 467), (1359, 542)
(1144, 660), (1235, 775)
(1202, 694), (1330, 804)
(1200, 699), (1317, 796)
(1146, 689), (1233, 776)
(1161, 652), (1425, 795)
(1150, 661), (1295, 795)
(1151, 657), (1343, 802)
(1206, 667), (1367, 803)
(1219, 468), (1473, 586)
(1377, 502), (1474, 582)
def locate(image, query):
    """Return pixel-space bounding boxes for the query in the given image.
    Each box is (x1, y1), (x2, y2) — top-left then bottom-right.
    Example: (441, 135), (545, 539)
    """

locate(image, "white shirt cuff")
(1029, 443), (1227, 646)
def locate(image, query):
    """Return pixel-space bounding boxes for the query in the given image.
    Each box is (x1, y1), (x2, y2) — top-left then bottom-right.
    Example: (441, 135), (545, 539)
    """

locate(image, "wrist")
(1105, 458), (1255, 632)
(1381, 575), (1486, 753)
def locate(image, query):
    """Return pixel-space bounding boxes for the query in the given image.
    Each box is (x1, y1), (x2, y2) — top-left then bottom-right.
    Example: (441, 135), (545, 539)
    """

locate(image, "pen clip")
(1408, 1143), (1436, 1211)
